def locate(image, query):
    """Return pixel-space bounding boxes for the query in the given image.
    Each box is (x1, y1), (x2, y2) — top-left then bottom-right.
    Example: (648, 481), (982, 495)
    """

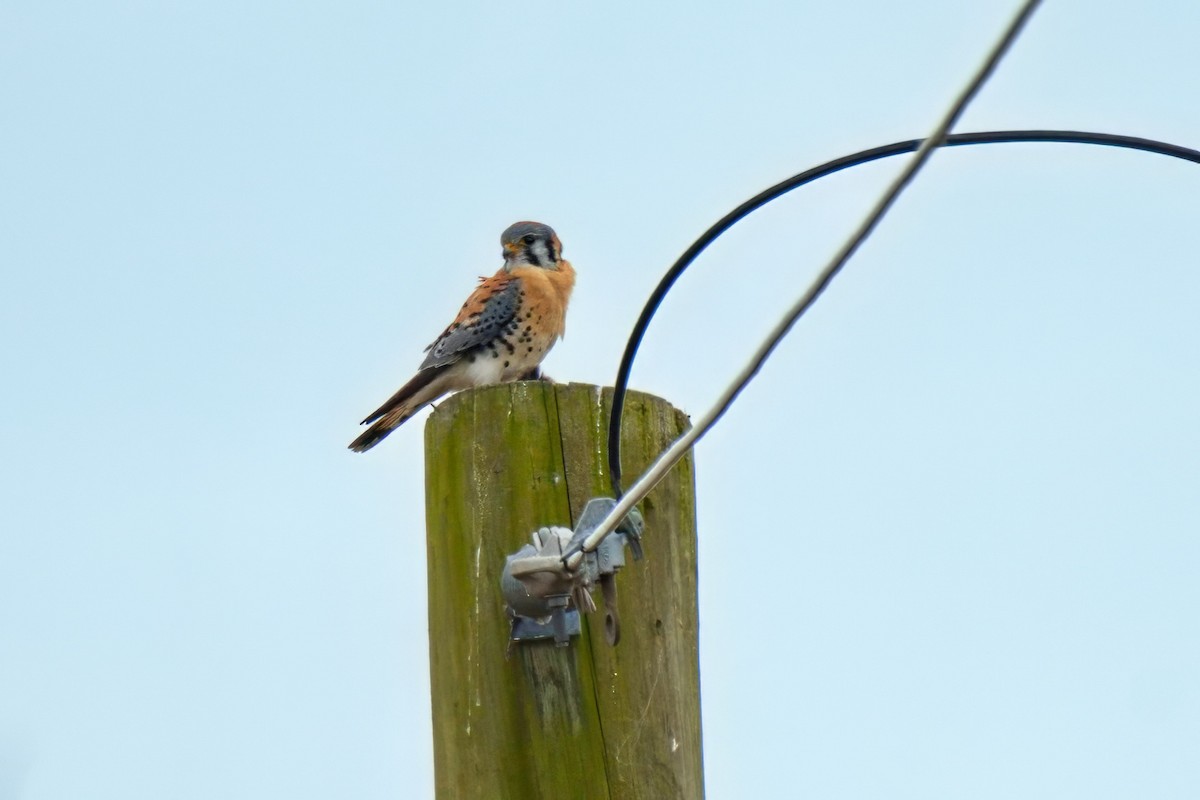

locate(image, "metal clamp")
(500, 498), (644, 648)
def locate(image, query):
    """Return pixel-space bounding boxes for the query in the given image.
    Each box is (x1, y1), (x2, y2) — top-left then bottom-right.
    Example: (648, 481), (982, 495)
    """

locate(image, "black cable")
(606, 130), (1200, 497)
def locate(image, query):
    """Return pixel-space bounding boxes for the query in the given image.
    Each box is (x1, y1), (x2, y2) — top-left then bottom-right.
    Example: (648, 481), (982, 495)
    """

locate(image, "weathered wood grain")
(424, 382), (702, 799)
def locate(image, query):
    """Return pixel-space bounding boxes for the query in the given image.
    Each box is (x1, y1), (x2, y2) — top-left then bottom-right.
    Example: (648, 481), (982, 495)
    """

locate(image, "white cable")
(566, 0), (1044, 570)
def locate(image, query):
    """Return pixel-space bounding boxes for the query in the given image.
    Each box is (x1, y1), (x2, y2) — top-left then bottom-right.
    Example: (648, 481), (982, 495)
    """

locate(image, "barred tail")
(349, 366), (447, 453)
(348, 407), (417, 452)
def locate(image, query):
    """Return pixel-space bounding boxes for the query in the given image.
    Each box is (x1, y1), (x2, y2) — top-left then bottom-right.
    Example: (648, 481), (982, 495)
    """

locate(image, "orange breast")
(510, 260), (575, 341)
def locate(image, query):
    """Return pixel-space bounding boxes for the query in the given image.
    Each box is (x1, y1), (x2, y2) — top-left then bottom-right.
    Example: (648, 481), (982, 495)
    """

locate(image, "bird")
(349, 221), (575, 452)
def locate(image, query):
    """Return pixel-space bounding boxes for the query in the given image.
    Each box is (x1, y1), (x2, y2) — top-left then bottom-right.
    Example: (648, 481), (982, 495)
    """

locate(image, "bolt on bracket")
(500, 498), (644, 648)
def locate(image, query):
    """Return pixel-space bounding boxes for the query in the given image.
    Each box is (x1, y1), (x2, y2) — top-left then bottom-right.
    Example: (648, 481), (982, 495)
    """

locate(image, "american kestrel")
(349, 221), (575, 452)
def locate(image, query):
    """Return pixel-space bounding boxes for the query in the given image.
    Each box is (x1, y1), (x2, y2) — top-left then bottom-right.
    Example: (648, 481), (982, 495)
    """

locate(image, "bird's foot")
(519, 367), (555, 383)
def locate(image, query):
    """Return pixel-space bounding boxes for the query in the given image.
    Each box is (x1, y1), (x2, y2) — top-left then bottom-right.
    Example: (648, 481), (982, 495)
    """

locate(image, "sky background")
(2, 1), (1199, 797)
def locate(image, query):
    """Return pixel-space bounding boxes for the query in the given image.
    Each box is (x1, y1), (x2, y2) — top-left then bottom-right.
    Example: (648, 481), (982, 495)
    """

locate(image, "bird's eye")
(522, 234), (536, 245)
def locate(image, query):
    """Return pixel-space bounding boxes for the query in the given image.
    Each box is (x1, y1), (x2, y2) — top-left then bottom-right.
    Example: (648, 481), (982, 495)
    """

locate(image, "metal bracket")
(500, 498), (644, 648)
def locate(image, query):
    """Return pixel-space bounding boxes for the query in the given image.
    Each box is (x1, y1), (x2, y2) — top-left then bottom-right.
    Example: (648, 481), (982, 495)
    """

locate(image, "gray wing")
(419, 276), (521, 370)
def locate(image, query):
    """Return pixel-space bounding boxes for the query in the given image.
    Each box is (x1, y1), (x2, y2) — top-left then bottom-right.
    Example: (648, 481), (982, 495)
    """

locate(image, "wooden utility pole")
(424, 381), (703, 799)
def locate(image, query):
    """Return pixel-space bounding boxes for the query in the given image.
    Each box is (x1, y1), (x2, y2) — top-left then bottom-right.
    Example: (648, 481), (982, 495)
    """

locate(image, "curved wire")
(606, 130), (1200, 497)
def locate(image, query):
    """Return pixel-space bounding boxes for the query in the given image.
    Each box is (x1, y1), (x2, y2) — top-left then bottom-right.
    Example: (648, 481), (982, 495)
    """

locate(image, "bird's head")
(501, 221), (563, 270)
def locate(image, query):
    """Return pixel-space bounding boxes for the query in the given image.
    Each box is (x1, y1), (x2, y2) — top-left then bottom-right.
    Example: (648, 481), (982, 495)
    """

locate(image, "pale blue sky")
(2, 1), (1198, 798)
